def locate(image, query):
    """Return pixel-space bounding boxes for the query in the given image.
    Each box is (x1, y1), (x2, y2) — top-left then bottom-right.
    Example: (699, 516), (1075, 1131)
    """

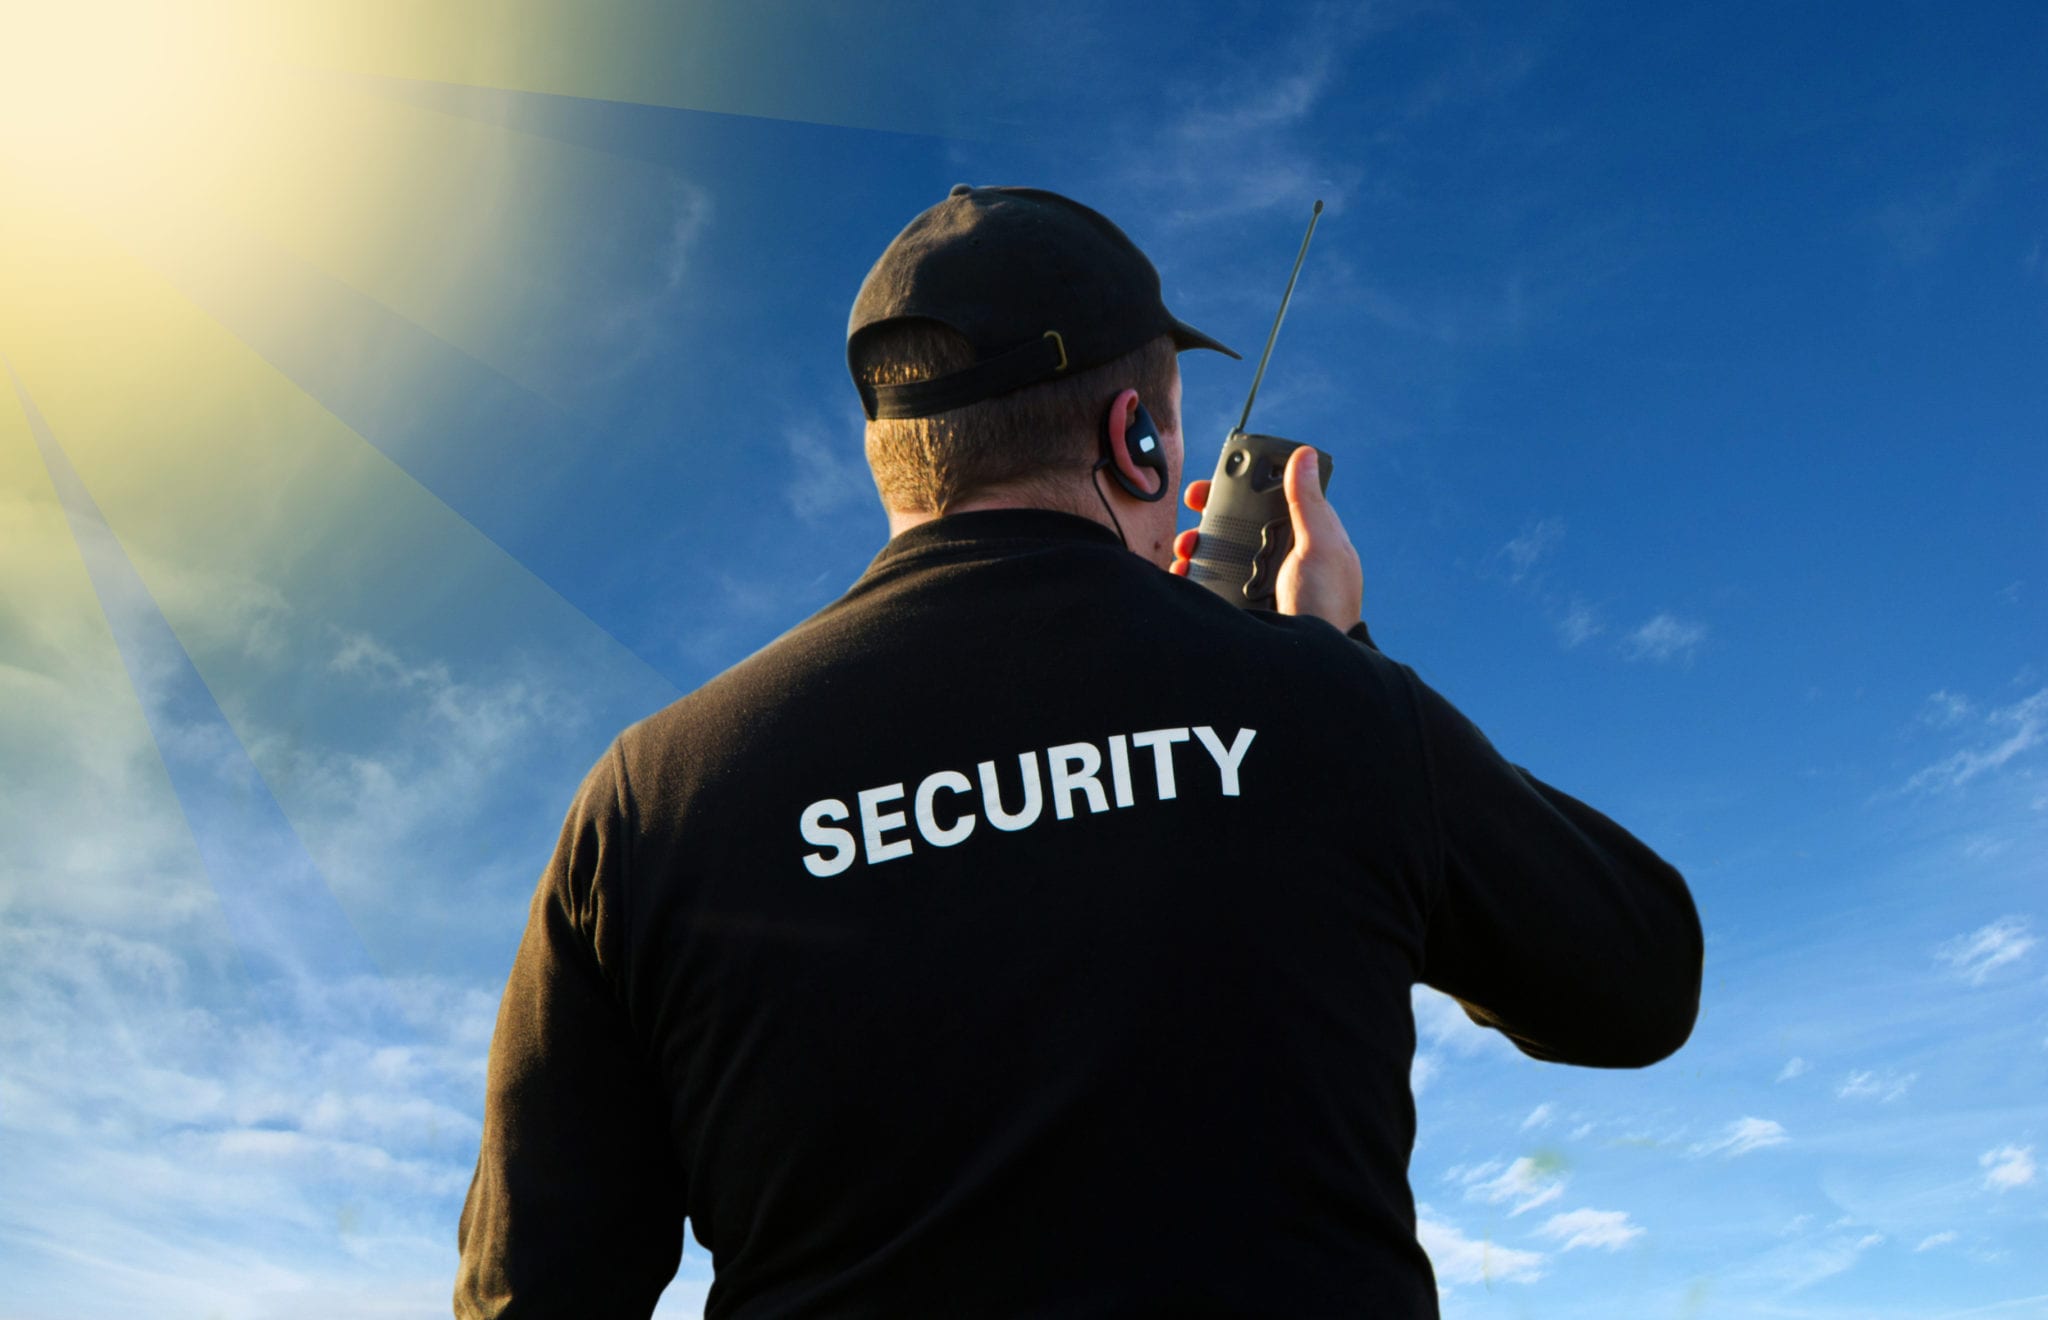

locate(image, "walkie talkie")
(1186, 200), (1331, 610)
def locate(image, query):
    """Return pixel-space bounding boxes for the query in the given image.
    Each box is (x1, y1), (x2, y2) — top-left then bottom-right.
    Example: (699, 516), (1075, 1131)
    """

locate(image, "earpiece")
(1097, 401), (1168, 503)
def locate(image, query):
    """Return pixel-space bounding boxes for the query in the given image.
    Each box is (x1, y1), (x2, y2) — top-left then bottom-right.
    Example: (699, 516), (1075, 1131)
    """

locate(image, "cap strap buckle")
(868, 329), (1071, 420)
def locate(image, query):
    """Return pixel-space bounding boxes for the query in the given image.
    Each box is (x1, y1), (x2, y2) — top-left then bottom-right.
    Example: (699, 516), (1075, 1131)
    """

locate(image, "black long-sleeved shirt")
(456, 509), (1702, 1318)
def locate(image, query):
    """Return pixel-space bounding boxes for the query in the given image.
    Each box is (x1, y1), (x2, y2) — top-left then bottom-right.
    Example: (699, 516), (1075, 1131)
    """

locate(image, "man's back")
(456, 509), (1700, 1317)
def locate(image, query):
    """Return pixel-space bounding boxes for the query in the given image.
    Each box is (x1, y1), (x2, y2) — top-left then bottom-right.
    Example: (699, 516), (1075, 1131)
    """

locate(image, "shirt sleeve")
(455, 742), (687, 1318)
(1407, 672), (1704, 1068)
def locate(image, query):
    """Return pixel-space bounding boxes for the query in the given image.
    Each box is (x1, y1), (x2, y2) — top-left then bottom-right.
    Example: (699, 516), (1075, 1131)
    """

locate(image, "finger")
(1182, 478), (1211, 512)
(1173, 528), (1200, 562)
(1283, 445), (1335, 548)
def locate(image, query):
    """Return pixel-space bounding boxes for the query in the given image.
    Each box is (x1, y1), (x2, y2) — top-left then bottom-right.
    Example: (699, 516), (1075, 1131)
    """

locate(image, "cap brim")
(1170, 318), (1241, 360)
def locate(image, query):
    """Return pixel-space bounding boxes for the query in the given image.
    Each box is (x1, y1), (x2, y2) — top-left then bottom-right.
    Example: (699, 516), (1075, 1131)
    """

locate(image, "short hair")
(853, 323), (1180, 514)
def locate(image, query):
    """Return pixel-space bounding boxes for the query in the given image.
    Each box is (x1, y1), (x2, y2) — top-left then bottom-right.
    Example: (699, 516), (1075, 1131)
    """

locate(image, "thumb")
(1283, 445), (1332, 547)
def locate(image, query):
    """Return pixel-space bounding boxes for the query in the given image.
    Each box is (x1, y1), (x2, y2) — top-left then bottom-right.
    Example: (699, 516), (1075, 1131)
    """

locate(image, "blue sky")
(1, 2), (2043, 1315)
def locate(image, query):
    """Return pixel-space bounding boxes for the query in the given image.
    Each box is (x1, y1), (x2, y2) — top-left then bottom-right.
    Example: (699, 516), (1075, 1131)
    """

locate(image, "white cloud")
(658, 180), (714, 292)
(1691, 1116), (1788, 1158)
(1758, 1230), (1886, 1293)
(521, 171), (717, 399)
(0, 918), (500, 1317)
(260, 626), (612, 925)
(1874, 159), (1997, 265)
(1906, 689), (2048, 793)
(1148, 15), (1369, 227)
(1922, 689), (1976, 727)
(1914, 1230), (1958, 1252)
(784, 420), (873, 523)
(1624, 612), (1707, 664)
(1556, 598), (1603, 650)
(1412, 986), (1506, 1057)
(1415, 1205), (1546, 1286)
(1776, 1056), (1808, 1082)
(1536, 1207), (1643, 1251)
(1520, 1103), (1555, 1132)
(1836, 1069), (1917, 1102)
(1410, 1052), (1440, 1096)
(1460, 1156), (1567, 1216)
(1096, 6), (1472, 239)
(1980, 1144), (2035, 1192)
(1501, 518), (1564, 583)
(1936, 916), (2037, 984)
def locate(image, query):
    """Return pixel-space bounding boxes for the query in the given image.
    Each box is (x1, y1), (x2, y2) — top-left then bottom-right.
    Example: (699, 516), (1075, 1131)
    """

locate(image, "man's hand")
(1171, 445), (1364, 633)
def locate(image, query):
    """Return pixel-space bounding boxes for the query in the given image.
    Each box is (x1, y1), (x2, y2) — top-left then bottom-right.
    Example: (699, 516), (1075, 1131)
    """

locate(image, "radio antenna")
(1234, 198), (1323, 435)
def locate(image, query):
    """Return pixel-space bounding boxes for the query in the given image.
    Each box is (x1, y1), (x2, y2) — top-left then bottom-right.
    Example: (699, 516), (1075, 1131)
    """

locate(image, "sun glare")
(0, 3), (275, 204)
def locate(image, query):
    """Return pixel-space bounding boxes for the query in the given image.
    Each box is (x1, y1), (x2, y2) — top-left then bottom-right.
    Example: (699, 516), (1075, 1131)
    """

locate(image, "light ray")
(0, 173), (677, 967)
(9, 363), (400, 1024)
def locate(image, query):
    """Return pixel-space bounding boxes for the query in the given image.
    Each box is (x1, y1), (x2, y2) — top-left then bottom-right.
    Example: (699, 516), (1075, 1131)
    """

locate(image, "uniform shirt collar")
(862, 508), (1124, 578)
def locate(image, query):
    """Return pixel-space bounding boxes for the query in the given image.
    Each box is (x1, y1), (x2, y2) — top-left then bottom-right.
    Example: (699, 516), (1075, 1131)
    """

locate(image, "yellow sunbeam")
(0, 178), (673, 920)
(3, 9), (712, 410)
(276, 1), (962, 136)
(0, 361), (130, 713)
(0, 3), (258, 203)
(0, 369), (217, 934)
(0, 0), (952, 215)
(168, 83), (702, 408)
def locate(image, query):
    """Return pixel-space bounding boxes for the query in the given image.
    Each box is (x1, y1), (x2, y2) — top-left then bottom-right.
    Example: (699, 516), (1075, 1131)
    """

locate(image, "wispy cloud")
(1922, 689), (1977, 728)
(266, 626), (608, 923)
(1413, 986), (1507, 1057)
(1905, 689), (2048, 793)
(1914, 1230), (1958, 1252)
(1520, 1102), (1555, 1132)
(1691, 1116), (1788, 1158)
(783, 419), (873, 523)
(1873, 158), (2000, 265)
(1500, 518), (1564, 584)
(0, 919), (496, 1316)
(1409, 986), (1506, 1096)
(1101, 6), (1417, 233)
(1556, 597), (1604, 650)
(1149, 19), (1359, 226)
(487, 166), (721, 402)
(1776, 1056), (1809, 1083)
(1536, 1207), (1643, 1251)
(1776, 1232), (1886, 1292)
(658, 179), (714, 292)
(1836, 1068), (1917, 1102)
(1624, 612), (1707, 664)
(1457, 1155), (1567, 1216)
(1415, 1204), (1546, 1286)
(1980, 1143), (2036, 1192)
(1936, 916), (2037, 984)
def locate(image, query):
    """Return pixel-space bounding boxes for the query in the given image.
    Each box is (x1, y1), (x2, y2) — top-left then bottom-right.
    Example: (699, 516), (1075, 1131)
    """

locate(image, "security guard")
(455, 185), (1704, 1318)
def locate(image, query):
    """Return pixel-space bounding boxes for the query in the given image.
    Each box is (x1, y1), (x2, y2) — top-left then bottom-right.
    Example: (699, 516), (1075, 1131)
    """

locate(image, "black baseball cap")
(848, 184), (1239, 420)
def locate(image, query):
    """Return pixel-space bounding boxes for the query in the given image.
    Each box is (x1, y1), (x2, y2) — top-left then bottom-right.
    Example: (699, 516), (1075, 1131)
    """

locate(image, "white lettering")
(800, 798), (857, 877)
(1130, 727), (1191, 800)
(1047, 741), (1109, 820)
(801, 722), (1255, 872)
(858, 783), (914, 864)
(977, 752), (1044, 831)
(1107, 734), (1135, 808)
(1193, 726), (1257, 796)
(913, 769), (976, 847)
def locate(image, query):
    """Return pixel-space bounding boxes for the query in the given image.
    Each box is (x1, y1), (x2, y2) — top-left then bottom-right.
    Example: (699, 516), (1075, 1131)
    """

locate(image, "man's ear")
(1101, 387), (1165, 500)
